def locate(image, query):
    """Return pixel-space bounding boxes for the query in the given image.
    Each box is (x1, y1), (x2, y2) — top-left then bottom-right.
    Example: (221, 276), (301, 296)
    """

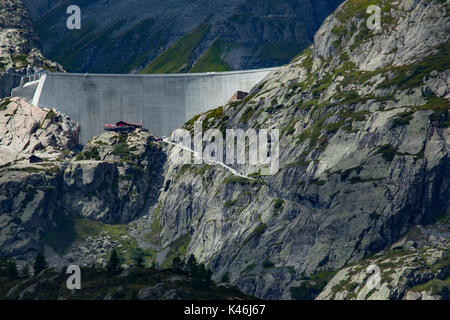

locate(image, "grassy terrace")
(42, 214), (144, 264)
(190, 38), (232, 73)
(141, 23), (211, 74)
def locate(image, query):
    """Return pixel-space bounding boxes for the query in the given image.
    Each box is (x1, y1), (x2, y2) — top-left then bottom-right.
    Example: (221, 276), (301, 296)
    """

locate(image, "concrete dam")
(12, 69), (276, 143)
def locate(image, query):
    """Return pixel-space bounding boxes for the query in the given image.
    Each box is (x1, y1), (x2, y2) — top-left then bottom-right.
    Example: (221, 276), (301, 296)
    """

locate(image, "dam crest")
(12, 69), (276, 143)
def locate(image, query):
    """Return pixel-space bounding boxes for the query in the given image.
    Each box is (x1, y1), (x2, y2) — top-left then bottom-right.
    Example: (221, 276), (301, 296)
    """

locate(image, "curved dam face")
(15, 69), (276, 143)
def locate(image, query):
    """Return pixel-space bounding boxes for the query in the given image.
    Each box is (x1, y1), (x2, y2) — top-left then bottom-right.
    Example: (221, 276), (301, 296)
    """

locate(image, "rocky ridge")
(0, 0), (448, 301)
(0, 97), (80, 166)
(0, 0), (63, 98)
(0, 98), (165, 264)
(317, 218), (449, 300)
(148, 0), (449, 299)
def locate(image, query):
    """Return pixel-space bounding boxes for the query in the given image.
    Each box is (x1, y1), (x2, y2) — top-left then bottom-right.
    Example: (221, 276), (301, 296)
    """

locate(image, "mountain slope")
(148, 0), (449, 299)
(0, 0), (63, 98)
(23, 0), (343, 73)
(1, 0), (448, 301)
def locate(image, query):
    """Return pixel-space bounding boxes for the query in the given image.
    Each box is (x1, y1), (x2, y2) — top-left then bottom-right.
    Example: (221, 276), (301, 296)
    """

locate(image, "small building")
(104, 121), (143, 133)
(228, 91), (248, 103)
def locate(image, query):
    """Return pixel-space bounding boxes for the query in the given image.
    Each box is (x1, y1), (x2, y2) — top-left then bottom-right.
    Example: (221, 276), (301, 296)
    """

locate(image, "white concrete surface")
(15, 69), (276, 143)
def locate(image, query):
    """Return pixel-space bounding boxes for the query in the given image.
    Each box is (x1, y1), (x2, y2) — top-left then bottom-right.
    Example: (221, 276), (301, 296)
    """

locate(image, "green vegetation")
(240, 105), (256, 123)
(293, 108), (366, 159)
(143, 214), (163, 245)
(310, 179), (326, 186)
(387, 96), (449, 130)
(11, 54), (29, 68)
(298, 47), (313, 71)
(290, 270), (337, 300)
(44, 110), (56, 122)
(262, 259), (275, 268)
(75, 146), (100, 161)
(48, 20), (126, 72)
(161, 234), (191, 269)
(380, 43), (449, 90)
(141, 23), (211, 74)
(273, 199), (284, 212)
(0, 266), (254, 300)
(259, 41), (307, 63)
(0, 98), (12, 111)
(184, 106), (228, 135)
(0, 258), (18, 279)
(190, 38), (232, 73)
(335, 0), (381, 23)
(418, 96), (449, 128)
(252, 223), (267, 237)
(37, 2), (165, 73)
(109, 134), (139, 162)
(375, 144), (397, 162)
(33, 252), (48, 276)
(409, 277), (450, 298)
(19, 185), (38, 212)
(224, 199), (238, 208)
(223, 176), (264, 186)
(311, 74), (333, 99)
(43, 215), (141, 263)
(106, 249), (123, 275)
(391, 110), (414, 128)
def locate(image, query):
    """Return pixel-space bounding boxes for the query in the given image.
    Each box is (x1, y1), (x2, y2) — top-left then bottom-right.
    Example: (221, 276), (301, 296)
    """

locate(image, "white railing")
(21, 72), (47, 85)
(4, 70), (48, 85)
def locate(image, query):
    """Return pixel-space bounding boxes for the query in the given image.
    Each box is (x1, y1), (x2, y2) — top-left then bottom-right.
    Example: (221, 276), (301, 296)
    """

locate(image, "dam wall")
(16, 69), (275, 143)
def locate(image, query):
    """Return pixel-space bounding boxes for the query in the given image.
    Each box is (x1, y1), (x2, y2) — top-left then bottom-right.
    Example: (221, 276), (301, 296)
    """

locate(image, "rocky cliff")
(0, 0), (63, 98)
(0, 98), (165, 263)
(0, 97), (79, 166)
(0, 0), (448, 301)
(23, 0), (343, 73)
(316, 218), (449, 300)
(147, 0), (449, 299)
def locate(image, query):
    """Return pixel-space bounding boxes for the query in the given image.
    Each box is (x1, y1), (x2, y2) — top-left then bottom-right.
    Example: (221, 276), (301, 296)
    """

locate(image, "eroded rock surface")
(148, 0), (449, 299)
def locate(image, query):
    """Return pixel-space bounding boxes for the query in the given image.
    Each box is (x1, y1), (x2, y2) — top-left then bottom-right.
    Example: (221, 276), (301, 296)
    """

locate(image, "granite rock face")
(316, 220), (450, 300)
(0, 0), (448, 300)
(62, 131), (166, 223)
(0, 0), (63, 98)
(0, 97), (80, 166)
(0, 100), (165, 261)
(148, 0), (449, 299)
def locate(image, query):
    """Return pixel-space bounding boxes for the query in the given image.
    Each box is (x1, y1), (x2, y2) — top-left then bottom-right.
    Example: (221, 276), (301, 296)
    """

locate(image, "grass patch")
(223, 175), (264, 186)
(0, 98), (12, 111)
(259, 41), (308, 64)
(409, 277), (450, 297)
(391, 111), (415, 128)
(375, 144), (396, 162)
(141, 23), (211, 74)
(224, 199), (238, 208)
(291, 270), (337, 300)
(76, 146), (100, 161)
(190, 38), (232, 73)
(273, 199), (284, 212)
(161, 234), (191, 269)
(11, 54), (29, 68)
(252, 223), (267, 237)
(379, 43), (450, 90)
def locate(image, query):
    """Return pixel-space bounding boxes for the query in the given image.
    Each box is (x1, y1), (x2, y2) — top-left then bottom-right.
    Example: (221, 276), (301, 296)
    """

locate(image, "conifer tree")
(33, 252), (47, 275)
(106, 249), (122, 275)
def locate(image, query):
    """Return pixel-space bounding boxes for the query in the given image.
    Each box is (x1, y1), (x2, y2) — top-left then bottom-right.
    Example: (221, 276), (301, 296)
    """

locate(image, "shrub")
(262, 259), (274, 268)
